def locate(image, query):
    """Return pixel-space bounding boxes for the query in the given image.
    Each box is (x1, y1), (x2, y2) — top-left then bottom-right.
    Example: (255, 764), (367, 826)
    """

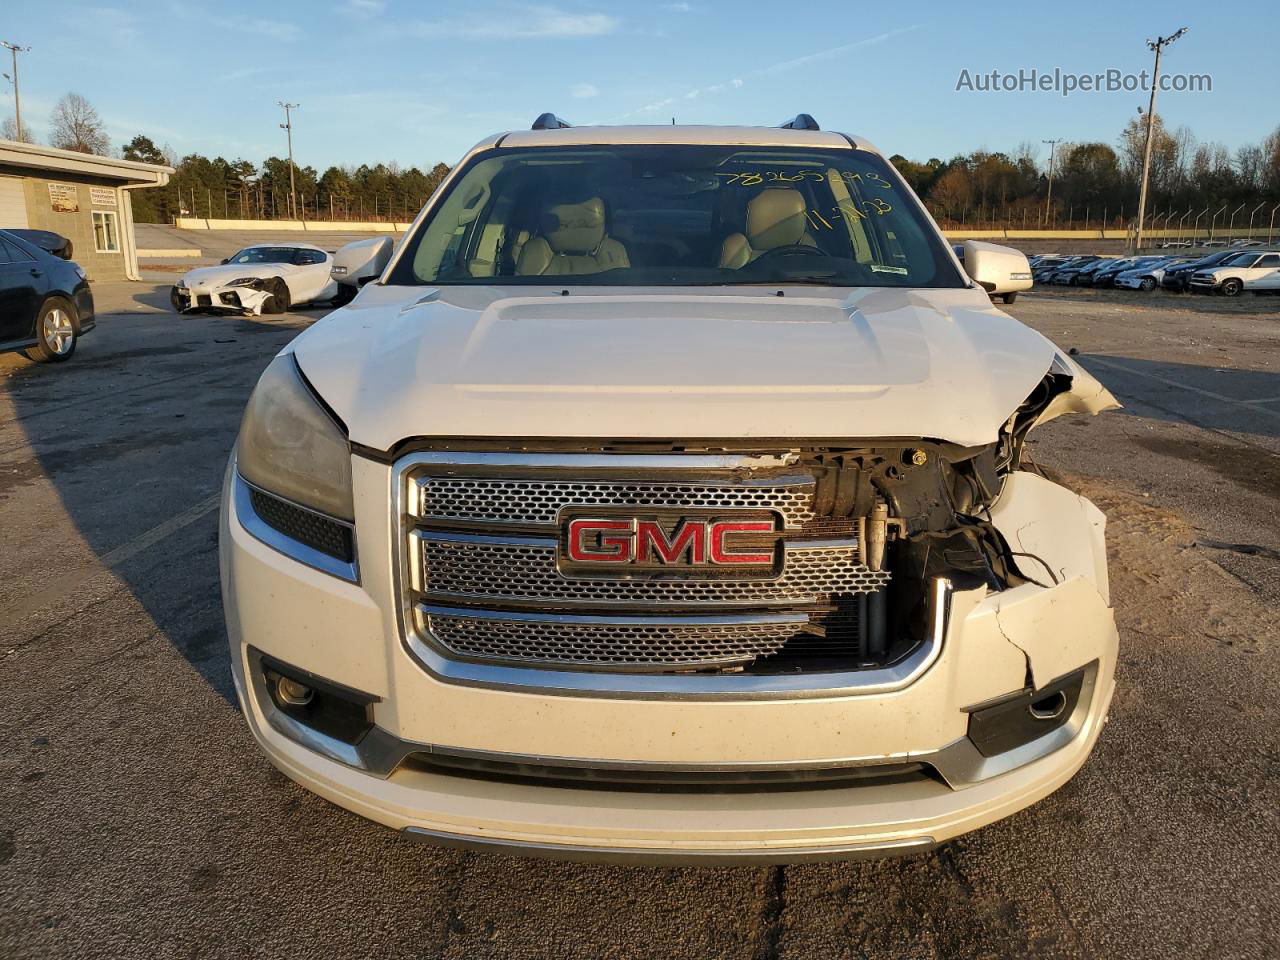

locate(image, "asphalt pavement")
(1, 283), (1277, 959)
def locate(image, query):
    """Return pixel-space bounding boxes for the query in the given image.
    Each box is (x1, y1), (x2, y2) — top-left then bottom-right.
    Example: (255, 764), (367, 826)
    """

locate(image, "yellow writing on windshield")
(716, 170), (894, 189)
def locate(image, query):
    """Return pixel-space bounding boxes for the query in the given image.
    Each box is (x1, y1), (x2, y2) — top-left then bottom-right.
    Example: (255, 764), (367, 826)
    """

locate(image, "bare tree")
(1, 116), (35, 143)
(50, 92), (109, 155)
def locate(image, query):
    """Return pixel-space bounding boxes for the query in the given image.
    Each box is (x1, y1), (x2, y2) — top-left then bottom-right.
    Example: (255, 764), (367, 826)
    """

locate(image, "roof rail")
(778, 114), (820, 131)
(531, 113), (572, 130)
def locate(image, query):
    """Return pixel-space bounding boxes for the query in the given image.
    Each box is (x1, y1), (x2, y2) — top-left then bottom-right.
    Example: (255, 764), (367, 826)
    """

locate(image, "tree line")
(7, 91), (1280, 231)
(120, 134), (452, 224)
(893, 117), (1280, 230)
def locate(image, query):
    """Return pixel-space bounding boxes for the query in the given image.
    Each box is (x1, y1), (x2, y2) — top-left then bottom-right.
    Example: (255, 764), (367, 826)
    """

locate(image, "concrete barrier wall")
(949, 228), (1276, 240)
(173, 218), (409, 232)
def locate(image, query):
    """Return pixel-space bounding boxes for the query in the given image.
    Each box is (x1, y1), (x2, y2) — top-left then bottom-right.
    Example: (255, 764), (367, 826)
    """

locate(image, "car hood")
(181, 263), (296, 285)
(289, 284), (1115, 450)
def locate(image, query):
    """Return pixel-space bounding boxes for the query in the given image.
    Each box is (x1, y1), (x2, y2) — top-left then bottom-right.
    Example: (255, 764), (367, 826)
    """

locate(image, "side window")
(1, 236), (35, 263)
(1257, 254), (1280, 268)
(92, 211), (120, 253)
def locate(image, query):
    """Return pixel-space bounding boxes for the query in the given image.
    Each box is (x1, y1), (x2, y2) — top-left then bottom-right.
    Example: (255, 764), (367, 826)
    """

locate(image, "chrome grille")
(416, 533), (889, 607)
(422, 608), (808, 669)
(418, 477), (816, 528)
(398, 453), (892, 675)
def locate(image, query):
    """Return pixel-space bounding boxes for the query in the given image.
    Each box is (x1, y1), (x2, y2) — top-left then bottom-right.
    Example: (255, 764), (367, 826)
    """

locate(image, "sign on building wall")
(89, 186), (117, 207)
(48, 182), (79, 213)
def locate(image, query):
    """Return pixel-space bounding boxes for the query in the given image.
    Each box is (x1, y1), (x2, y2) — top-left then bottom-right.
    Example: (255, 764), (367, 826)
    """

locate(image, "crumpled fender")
(1032, 352), (1121, 429)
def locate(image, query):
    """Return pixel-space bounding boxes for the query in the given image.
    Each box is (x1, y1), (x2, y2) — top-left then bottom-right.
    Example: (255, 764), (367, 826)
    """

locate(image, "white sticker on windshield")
(869, 264), (909, 275)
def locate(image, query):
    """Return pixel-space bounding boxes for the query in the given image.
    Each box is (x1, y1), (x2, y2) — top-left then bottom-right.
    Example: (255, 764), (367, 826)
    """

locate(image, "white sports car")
(171, 243), (347, 315)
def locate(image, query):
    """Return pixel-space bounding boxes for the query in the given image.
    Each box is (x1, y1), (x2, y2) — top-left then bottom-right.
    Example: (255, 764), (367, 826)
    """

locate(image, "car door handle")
(29, 268), (42, 277)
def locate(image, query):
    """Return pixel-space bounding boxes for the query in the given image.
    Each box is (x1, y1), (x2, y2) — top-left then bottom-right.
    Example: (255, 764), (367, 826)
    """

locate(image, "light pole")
(1209, 202), (1228, 241)
(1270, 203), (1280, 245)
(1042, 138), (1061, 225)
(1191, 206), (1208, 245)
(278, 101), (300, 220)
(1, 41), (30, 142)
(1246, 200), (1266, 241)
(1226, 201), (1245, 240)
(1133, 27), (1188, 253)
(1176, 207), (1191, 244)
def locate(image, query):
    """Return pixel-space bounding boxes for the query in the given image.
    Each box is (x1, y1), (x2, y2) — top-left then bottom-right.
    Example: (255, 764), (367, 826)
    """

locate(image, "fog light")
(276, 676), (314, 706)
(1028, 690), (1068, 721)
(966, 664), (1090, 758)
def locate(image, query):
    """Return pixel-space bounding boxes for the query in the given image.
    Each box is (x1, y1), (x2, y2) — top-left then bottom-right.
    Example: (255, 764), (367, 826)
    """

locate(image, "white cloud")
(612, 27), (921, 121)
(337, 0), (385, 14)
(662, 2), (693, 11)
(571, 83), (599, 99)
(163, 1), (298, 41)
(410, 5), (620, 39)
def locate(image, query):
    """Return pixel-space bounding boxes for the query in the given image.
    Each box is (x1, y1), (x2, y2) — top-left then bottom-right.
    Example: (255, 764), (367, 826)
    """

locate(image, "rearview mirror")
(962, 240), (1033, 303)
(332, 236), (396, 289)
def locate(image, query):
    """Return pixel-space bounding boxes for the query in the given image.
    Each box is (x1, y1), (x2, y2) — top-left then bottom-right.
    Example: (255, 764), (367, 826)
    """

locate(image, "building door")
(0, 176), (29, 229)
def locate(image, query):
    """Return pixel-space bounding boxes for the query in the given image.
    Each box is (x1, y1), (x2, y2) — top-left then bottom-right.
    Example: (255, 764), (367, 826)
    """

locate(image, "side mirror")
(962, 240), (1033, 299)
(332, 236), (395, 289)
(220, 258), (229, 264)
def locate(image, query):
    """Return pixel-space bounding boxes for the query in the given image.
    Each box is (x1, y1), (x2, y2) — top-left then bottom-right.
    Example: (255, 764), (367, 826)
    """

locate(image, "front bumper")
(221, 458), (1119, 863)
(173, 282), (271, 315)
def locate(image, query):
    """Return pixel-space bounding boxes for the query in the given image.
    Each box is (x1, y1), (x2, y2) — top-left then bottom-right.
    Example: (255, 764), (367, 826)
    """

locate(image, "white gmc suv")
(220, 116), (1120, 864)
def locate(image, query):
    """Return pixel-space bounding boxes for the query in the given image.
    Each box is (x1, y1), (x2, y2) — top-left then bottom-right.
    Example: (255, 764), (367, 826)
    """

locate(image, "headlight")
(228, 277), (264, 287)
(1010, 272), (1031, 280)
(331, 265), (348, 276)
(236, 354), (354, 522)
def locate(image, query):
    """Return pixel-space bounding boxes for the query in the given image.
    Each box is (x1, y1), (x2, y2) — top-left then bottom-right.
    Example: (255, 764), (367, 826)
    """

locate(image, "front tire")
(30, 298), (78, 363)
(1220, 278), (1243, 297)
(1001, 292), (1017, 304)
(262, 277), (291, 314)
(1139, 277), (1156, 292)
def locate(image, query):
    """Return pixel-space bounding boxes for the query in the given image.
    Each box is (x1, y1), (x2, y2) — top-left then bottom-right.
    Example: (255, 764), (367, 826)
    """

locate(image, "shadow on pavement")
(1076, 352), (1280, 440)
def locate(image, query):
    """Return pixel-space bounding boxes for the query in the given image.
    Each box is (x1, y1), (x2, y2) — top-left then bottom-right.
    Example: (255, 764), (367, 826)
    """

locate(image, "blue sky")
(2, 0), (1275, 172)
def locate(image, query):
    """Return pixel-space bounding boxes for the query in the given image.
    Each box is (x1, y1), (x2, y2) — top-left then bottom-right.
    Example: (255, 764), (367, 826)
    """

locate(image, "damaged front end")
(175, 277), (276, 316)
(792, 351), (1119, 677)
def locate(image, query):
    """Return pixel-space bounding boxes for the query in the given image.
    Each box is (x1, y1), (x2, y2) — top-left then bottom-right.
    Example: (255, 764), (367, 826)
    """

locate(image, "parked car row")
(1029, 250), (1280, 296)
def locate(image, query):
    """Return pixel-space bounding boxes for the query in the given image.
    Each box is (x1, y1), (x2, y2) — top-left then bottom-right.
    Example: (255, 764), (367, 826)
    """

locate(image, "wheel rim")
(42, 308), (74, 354)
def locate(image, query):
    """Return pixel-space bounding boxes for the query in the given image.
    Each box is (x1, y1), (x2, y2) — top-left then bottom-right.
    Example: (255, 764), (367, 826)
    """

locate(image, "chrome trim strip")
(400, 827), (937, 866)
(234, 471), (359, 583)
(397, 451), (800, 471)
(410, 528), (558, 549)
(420, 604), (812, 627)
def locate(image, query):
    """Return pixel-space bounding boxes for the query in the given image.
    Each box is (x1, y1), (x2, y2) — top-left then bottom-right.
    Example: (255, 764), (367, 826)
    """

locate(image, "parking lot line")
(1, 493), (220, 624)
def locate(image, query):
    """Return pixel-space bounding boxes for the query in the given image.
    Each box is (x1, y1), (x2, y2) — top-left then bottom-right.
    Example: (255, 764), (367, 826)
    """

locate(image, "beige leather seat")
(719, 188), (817, 269)
(515, 197), (630, 276)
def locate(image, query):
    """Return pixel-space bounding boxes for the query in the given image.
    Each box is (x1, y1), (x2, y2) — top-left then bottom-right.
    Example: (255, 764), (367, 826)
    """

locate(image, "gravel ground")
(0, 282), (1277, 959)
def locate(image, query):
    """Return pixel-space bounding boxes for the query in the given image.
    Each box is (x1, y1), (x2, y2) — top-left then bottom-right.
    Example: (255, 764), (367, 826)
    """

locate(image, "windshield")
(388, 145), (963, 288)
(1220, 252), (1257, 266)
(228, 247), (298, 265)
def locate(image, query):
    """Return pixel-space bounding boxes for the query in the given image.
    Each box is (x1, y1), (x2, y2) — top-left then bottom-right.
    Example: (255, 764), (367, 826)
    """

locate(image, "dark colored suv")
(0, 229), (95, 362)
(1161, 250), (1240, 292)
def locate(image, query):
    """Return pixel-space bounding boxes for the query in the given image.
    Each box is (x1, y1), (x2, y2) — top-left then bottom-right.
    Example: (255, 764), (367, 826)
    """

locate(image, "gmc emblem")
(563, 517), (776, 567)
